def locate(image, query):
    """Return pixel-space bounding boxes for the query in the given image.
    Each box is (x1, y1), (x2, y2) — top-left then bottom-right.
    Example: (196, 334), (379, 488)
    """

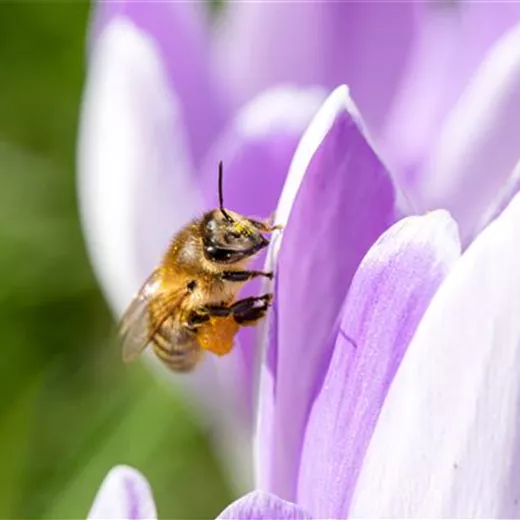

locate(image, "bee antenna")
(218, 161), (233, 223)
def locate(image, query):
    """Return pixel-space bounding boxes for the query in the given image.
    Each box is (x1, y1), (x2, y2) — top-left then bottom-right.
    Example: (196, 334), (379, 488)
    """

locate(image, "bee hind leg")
(205, 294), (273, 322)
(229, 294), (272, 314)
(234, 304), (269, 325)
(228, 294), (273, 325)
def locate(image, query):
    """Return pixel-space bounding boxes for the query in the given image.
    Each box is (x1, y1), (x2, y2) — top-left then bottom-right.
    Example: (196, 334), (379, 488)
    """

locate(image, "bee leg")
(232, 293), (273, 325)
(234, 303), (269, 325)
(228, 294), (272, 314)
(249, 217), (283, 233)
(204, 305), (232, 317)
(221, 270), (273, 282)
(185, 311), (210, 331)
(205, 294), (273, 318)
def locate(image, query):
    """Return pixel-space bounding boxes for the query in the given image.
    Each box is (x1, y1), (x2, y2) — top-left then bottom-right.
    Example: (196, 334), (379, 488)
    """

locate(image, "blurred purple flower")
(78, 0), (520, 499)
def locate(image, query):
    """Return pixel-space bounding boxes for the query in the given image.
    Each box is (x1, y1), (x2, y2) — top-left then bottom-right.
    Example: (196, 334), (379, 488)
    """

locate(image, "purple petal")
(410, 20), (520, 242)
(471, 161), (520, 242)
(297, 211), (461, 518)
(217, 491), (312, 520)
(256, 87), (397, 500)
(384, 2), (519, 177)
(199, 86), (325, 423)
(201, 86), (325, 219)
(88, 466), (157, 519)
(92, 0), (226, 166)
(215, 2), (416, 136)
(349, 193), (520, 517)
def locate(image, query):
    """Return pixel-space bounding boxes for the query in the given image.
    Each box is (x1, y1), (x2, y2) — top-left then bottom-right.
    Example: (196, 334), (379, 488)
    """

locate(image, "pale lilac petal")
(349, 194), (520, 517)
(78, 19), (248, 485)
(217, 491), (312, 520)
(88, 466), (156, 520)
(414, 21), (520, 243)
(215, 3), (415, 135)
(199, 86), (325, 423)
(77, 12), (214, 403)
(78, 18), (202, 315)
(384, 2), (519, 176)
(256, 86), (397, 500)
(470, 159), (520, 242)
(298, 211), (460, 518)
(201, 86), (326, 219)
(92, 0), (226, 166)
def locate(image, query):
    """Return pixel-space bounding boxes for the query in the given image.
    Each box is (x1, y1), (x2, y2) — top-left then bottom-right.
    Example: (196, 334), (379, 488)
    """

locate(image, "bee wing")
(119, 270), (186, 363)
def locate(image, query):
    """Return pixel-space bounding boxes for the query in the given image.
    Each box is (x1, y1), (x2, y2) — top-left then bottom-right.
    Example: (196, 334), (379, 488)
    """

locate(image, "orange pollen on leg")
(197, 316), (239, 356)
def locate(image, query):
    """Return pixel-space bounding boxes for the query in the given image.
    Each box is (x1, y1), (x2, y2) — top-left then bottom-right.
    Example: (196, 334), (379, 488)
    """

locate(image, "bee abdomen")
(152, 326), (201, 372)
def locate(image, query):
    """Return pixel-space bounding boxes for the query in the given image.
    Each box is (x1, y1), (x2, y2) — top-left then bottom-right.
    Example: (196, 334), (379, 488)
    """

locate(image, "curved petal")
(201, 86), (326, 218)
(349, 193), (520, 517)
(91, 0), (226, 166)
(214, 2), (416, 135)
(78, 17), (202, 316)
(217, 491), (312, 520)
(199, 86), (325, 424)
(384, 2), (519, 177)
(88, 466), (157, 520)
(470, 159), (520, 242)
(297, 211), (460, 518)
(255, 86), (398, 500)
(413, 20), (520, 243)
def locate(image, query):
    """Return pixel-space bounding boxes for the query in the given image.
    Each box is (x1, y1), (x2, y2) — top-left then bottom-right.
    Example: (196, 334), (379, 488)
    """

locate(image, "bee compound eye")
(187, 280), (197, 292)
(212, 248), (233, 261)
(204, 244), (225, 260)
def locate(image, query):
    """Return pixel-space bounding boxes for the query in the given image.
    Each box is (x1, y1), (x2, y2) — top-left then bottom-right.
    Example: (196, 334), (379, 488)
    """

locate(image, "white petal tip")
(236, 84), (327, 139)
(373, 210), (461, 274)
(420, 210), (461, 267)
(272, 84), (360, 246)
(88, 465), (157, 520)
(423, 209), (460, 243)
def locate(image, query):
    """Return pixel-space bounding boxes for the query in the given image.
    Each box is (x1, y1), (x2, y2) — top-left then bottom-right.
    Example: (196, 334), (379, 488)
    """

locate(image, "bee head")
(201, 210), (269, 265)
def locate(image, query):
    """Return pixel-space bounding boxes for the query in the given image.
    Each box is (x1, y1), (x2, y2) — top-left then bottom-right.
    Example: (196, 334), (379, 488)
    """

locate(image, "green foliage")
(0, 2), (234, 518)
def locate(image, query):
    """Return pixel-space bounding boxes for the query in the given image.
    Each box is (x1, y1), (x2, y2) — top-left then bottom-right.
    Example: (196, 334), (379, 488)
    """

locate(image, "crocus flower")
(78, 1), (520, 380)
(85, 81), (520, 517)
(78, 0), (520, 499)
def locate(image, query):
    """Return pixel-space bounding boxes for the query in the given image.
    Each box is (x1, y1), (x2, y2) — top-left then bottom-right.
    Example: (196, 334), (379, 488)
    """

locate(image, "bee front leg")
(249, 216), (283, 233)
(221, 270), (273, 282)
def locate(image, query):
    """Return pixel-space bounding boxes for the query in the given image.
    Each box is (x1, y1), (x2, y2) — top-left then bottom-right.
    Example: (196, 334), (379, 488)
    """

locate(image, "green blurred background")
(0, 2), (233, 518)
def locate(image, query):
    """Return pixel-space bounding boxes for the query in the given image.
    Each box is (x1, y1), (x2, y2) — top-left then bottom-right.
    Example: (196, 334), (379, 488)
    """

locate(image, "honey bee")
(119, 161), (281, 372)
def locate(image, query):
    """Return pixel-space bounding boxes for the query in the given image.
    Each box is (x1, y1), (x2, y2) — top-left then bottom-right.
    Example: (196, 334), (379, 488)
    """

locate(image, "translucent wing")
(119, 269), (186, 363)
